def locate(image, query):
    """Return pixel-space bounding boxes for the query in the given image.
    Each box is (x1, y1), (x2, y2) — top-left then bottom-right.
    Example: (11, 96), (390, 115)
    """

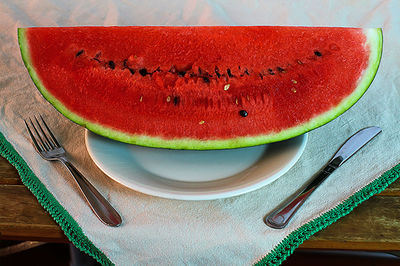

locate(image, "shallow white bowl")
(85, 130), (307, 200)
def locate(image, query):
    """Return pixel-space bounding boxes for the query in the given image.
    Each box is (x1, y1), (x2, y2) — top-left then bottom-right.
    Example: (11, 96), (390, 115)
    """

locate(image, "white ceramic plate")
(85, 130), (308, 200)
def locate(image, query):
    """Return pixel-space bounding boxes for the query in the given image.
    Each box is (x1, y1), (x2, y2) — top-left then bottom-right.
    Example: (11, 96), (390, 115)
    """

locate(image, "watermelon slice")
(18, 26), (382, 150)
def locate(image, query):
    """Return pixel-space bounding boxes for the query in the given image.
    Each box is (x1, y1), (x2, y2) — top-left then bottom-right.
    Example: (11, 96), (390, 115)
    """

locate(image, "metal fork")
(24, 115), (122, 227)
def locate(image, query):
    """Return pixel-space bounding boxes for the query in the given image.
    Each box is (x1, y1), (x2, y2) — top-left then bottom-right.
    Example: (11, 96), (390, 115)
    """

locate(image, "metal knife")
(265, 126), (382, 229)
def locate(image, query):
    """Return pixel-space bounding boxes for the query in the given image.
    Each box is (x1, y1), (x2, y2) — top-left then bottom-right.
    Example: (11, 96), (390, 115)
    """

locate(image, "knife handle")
(265, 157), (342, 229)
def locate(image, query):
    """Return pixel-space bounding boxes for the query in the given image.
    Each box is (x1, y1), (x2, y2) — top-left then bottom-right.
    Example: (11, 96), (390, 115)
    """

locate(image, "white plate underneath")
(85, 130), (308, 200)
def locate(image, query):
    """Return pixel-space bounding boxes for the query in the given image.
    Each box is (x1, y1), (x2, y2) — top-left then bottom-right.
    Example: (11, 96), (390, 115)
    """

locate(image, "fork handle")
(59, 159), (122, 227)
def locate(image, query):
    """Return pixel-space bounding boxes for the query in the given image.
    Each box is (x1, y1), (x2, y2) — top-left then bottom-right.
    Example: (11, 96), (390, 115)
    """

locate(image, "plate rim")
(85, 131), (308, 200)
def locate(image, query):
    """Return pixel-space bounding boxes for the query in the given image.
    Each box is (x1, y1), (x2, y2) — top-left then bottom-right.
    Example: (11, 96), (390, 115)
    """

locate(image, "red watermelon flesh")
(18, 26), (382, 149)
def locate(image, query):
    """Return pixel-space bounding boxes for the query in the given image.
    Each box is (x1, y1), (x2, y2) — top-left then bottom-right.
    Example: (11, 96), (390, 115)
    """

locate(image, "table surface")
(0, 156), (399, 250)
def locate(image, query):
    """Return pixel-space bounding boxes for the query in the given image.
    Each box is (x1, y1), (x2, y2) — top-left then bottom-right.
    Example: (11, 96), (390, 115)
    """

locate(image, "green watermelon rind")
(18, 28), (382, 150)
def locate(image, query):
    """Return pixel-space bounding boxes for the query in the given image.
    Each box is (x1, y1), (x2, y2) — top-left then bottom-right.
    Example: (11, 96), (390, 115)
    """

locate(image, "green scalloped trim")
(0, 132), (113, 266)
(1, 130), (399, 266)
(255, 162), (400, 266)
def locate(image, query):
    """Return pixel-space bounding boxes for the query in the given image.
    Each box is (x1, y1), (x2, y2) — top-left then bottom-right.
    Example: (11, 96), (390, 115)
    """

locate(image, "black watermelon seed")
(92, 57), (100, 62)
(215, 66), (221, 78)
(168, 66), (176, 73)
(202, 76), (210, 83)
(259, 73), (264, 80)
(108, 61), (115, 69)
(75, 50), (84, 57)
(244, 69), (250, 75)
(178, 71), (186, 77)
(128, 68), (135, 75)
(123, 59), (128, 68)
(227, 68), (233, 78)
(314, 50), (322, 57)
(277, 67), (285, 73)
(173, 96), (180, 106)
(139, 68), (148, 76)
(268, 69), (275, 75)
(239, 110), (248, 117)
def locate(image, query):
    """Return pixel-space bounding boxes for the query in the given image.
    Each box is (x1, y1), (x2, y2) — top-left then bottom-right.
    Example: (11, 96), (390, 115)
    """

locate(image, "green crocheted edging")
(255, 162), (400, 266)
(0, 132), (113, 266)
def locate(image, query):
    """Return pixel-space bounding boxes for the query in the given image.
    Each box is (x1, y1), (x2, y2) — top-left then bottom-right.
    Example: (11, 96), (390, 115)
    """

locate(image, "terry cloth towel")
(0, 0), (400, 265)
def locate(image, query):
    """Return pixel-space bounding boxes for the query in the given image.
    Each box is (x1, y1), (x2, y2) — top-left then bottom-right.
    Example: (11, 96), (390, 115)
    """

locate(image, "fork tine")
(24, 119), (43, 152)
(29, 118), (50, 151)
(34, 115), (55, 149)
(39, 115), (61, 148)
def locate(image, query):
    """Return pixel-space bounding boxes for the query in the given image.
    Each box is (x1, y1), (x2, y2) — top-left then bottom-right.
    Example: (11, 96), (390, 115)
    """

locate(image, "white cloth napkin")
(1, 1), (400, 265)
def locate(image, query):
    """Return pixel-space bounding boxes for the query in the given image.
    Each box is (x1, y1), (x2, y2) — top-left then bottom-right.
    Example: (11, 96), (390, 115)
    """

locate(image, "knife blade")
(265, 126), (382, 229)
(333, 126), (382, 166)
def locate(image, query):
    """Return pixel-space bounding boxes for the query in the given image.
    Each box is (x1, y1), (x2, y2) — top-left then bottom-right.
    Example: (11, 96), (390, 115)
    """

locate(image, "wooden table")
(1, 156), (399, 250)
